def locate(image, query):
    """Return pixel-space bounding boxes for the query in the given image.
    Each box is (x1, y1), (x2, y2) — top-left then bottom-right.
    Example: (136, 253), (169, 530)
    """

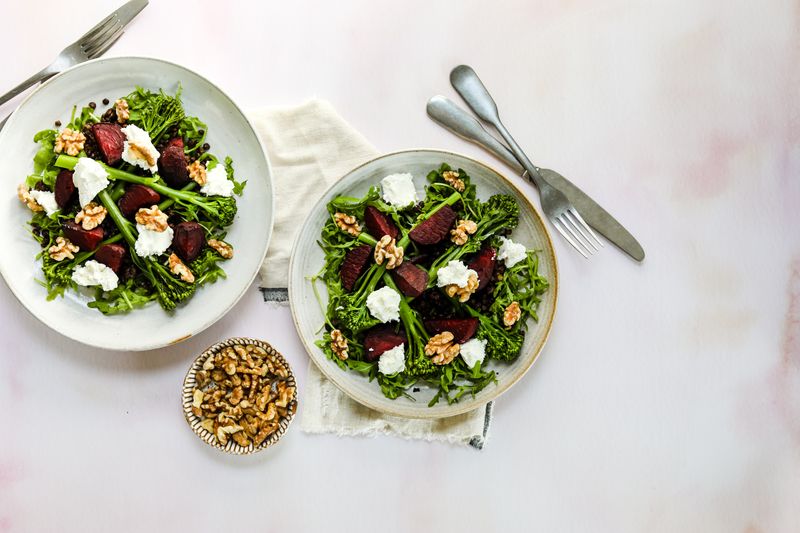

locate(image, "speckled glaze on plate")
(182, 337), (297, 455)
(0, 57), (274, 350)
(288, 150), (558, 419)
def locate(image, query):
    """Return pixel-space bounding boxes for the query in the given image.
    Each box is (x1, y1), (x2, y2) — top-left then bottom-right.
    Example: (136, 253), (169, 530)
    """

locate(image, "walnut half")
(373, 235), (404, 269)
(445, 272), (479, 303)
(74, 202), (107, 230)
(330, 329), (349, 361)
(425, 331), (460, 365)
(333, 212), (361, 237)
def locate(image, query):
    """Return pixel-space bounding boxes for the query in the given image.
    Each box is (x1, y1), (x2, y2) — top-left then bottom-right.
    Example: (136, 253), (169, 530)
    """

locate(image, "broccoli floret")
(464, 305), (524, 362)
(480, 194), (519, 234)
(98, 189), (195, 312)
(55, 156), (238, 227)
(329, 264), (383, 335)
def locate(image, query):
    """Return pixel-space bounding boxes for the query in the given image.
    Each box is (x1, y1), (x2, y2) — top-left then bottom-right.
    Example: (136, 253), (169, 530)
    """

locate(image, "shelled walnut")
(190, 342), (296, 448)
(54, 128), (86, 156)
(441, 170), (465, 192)
(425, 331), (460, 365)
(333, 212), (361, 237)
(445, 272), (479, 302)
(503, 301), (521, 327)
(373, 235), (404, 269)
(74, 202), (107, 230)
(450, 219), (477, 245)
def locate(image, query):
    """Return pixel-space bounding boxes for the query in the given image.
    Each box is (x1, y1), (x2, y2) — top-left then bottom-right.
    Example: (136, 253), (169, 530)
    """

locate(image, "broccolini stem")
(97, 189), (137, 248)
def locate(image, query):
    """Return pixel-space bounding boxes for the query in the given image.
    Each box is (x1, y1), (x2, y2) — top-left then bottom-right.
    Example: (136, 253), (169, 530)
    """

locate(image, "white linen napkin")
(247, 99), (491, 448)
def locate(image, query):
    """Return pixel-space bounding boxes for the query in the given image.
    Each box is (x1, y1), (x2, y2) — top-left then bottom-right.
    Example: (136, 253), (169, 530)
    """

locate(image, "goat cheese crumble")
(378, 343), (406, 375)
(436, 260), (478, 288)
(497, 237), (527, 268)
(200, 164), (234, 197)
(121, 124), (160, 174)
(380, 173), (417, 208)
(29, 190), (59, 216)
(366, 286), (401, 323)
(460, 338), (487, 368)
(134, 223), (174, 257)
(71, 259), (119, 292)
(72, 157), (110, 207)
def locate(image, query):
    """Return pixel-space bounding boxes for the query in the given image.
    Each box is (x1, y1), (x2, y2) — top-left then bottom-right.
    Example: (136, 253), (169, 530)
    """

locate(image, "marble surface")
(0, 0), (798, 531)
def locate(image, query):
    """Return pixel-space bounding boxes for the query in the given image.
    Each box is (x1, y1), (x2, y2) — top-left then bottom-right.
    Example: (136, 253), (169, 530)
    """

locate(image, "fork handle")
(0, 65), (57, 108)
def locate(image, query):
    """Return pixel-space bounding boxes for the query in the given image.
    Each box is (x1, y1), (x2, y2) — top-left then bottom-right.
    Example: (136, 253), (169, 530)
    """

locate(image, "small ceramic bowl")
(182, 337), (297, 455)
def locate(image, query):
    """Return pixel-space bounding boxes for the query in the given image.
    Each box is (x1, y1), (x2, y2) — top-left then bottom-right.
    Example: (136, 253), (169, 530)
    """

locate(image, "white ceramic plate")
(289, 150), (558, 419)
(0, 57), (273, 351)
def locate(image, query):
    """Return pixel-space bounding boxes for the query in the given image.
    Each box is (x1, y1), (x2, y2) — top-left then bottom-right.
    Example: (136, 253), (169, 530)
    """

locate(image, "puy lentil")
(54, 120), (62, 127)
(88, 101), (96, 109)
(102, 98), (109, 105)
(202, 143), (210, 151)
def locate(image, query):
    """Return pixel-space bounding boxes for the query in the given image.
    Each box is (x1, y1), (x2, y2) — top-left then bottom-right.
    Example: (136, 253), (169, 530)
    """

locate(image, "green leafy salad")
(17, 86), (245, 314)
(312, 165), (548, 406)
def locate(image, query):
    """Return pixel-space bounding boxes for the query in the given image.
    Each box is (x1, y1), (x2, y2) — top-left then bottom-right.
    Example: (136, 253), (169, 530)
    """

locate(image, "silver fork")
(450, 65), (603, 258)
(0, 0), (147, 126)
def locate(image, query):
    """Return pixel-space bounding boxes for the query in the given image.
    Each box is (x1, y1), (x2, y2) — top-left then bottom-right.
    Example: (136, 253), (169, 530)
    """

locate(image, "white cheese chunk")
(366, 286), (401, 323)
(71, 259), (119, 292)
(134, 223), (174, 257)
(29, 190), (59, 216)
(121, 124), (160, 174)
(72, 157), (110, 207)
(497, 237), (527, 268)
(460, 338), (487, 368)
(380, 173), (418, 208)
(200, 164), (234, 197)
(378, 343), (406, 375)
(436, 260), (478, 288)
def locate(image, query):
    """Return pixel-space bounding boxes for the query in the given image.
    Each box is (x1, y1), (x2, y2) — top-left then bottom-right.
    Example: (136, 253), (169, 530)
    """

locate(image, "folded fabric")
(246, 99), (492, 448)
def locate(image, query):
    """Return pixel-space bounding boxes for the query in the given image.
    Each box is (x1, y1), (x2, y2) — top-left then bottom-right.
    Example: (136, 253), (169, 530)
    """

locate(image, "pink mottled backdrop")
(0, 0), (798, 531)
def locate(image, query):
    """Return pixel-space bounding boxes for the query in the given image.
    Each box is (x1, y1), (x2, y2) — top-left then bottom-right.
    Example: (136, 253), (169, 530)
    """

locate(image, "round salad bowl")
(288, 149), (558, 419)
(0, 57), (273, 351)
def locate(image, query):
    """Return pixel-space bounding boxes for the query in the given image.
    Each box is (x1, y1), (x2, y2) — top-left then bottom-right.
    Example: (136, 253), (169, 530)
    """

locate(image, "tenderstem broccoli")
(55, 155), (237, 227)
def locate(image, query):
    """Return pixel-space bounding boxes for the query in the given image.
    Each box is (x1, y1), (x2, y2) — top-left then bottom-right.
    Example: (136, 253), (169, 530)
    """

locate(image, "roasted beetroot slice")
(54, 170), (76, 208)
(340, 244), (372, 292)
(363, 325), (407, 362)
(409, 205), (457, 245)
(94, 243), (126, 273)
(468, 246), (496, 291)
(158, 138), (190, 187)
(423, 318), (479, 344)
(173, 221), (206, 262)
(364, 206), (399, 240)
(62, 221), (104, 251)
(118, 184), (161, 218)
(391, 262), (428, 298)
(91, 123), (125, 165)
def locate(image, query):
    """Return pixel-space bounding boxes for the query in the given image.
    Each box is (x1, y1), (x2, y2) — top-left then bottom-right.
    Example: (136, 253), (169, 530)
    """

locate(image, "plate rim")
(288, 148), (559, 419)
(0, 55), (275, 351)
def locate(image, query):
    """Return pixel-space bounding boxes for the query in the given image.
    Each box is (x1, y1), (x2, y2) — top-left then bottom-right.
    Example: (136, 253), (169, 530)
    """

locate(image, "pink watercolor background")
(0, 0), (798, 532)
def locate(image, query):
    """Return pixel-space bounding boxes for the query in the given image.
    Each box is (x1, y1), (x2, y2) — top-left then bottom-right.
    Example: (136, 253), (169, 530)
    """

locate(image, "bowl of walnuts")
(182, 337), (298, 454)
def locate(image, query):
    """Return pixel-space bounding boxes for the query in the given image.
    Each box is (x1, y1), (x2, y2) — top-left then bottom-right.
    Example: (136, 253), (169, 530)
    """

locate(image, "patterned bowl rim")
(182, 337), (297, 455)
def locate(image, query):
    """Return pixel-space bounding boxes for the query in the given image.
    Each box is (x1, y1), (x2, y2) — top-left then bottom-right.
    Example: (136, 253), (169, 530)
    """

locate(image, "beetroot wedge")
(364, 206), (399, 240)
(118, 184), (161, 218)
(54, 170), (76, 208)
(409, 205), (456, 245)
(62, 221), (104, 251)
(363, 325), (407, 362)
(340, 244), (372, 292)
(91, 123), (125, 165)
(158, 137), (190, 187)
(391, 262), (428, 297)
(423, 318), (479, 344)
(94, 243), (127, 273)
(468, 246), (496, 291)
(173, 221), (206, 263)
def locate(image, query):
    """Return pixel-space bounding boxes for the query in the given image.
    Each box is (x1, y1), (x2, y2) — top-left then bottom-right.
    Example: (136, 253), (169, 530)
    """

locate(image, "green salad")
(312, 165), (548, 406)
(17, 85), (245, 314)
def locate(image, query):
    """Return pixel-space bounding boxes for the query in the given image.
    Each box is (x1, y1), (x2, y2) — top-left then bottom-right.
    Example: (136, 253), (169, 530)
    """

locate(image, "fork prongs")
(78, 14), (117, 45)
(552, 217), (589, 258)
(565, 207), (603, 250)
(85, 24), (124, 59)
(81, 16), (123, 58)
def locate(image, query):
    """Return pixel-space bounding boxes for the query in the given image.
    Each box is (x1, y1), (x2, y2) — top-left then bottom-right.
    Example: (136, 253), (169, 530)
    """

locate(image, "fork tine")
(563, 209), (599, 252)
(568, 207), (603, 248)
(85, 25), (124, 58)
(557, 215), (594, 255)
(83, 19), (121, 54)
(552, 218), (589, 258)
(78, 14), (116, 45)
